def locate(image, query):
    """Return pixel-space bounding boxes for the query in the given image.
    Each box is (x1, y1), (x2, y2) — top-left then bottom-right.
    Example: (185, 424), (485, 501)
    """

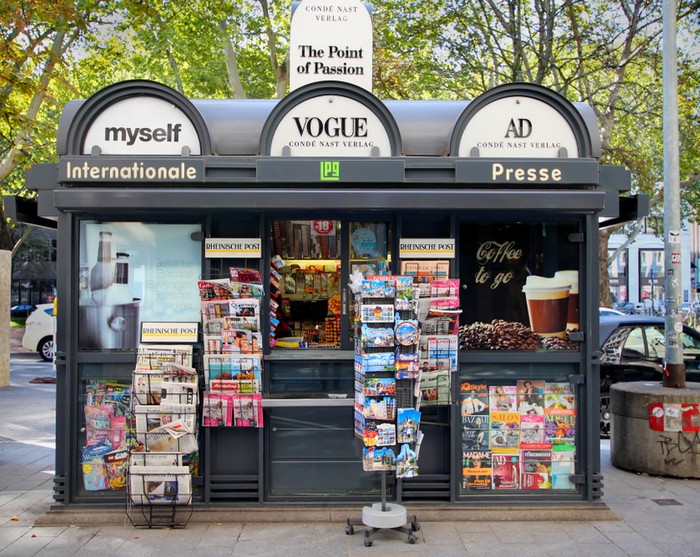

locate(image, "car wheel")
(600, 393), (611, 439)
(38, 337), (55, 362)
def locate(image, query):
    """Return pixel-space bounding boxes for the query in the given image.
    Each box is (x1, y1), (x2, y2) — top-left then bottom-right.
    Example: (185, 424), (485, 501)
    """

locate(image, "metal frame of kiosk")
(12, 79), (647, 507)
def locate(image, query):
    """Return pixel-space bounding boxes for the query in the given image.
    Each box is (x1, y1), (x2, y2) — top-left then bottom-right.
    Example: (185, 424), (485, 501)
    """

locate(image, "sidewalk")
(1, 354), (699, 556)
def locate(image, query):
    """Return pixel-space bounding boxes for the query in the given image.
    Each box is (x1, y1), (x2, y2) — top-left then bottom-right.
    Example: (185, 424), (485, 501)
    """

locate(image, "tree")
(0, 0), (108, 251)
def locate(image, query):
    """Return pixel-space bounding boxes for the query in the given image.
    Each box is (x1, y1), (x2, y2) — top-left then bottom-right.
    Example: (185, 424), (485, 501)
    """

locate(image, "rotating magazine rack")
(346, 277), (422, 546)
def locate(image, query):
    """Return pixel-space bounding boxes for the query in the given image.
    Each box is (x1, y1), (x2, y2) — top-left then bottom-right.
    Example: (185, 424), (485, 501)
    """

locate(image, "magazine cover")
(520, 413), (546, 447)
(203, 391), (233, 427)
(198, 279), (234, 301)
(221, 330), (263, 354)
(551, 448), (576, 489)
(489, 411), (521, 453)
(462, 416), (490, 451)
(544, 414), (576, 448)
(232, 393), (263, 427)
(462, 450), (492, 490)
(489, 385), (517, 412)
(129, 452), (185, 467)
(460, 382), (489, 416)
(521, 449), (552, 489)
(492, 453), (520, 489)
(229, 267), (262, 284)
(516, 379), (545, 411)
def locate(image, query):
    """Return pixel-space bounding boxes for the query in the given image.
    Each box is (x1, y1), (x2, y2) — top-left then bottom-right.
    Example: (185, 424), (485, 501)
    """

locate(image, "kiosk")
(14, 78), (647, 509)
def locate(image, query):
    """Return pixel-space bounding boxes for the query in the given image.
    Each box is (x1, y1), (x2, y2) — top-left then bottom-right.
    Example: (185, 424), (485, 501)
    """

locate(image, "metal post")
(662, 0), (685, 387)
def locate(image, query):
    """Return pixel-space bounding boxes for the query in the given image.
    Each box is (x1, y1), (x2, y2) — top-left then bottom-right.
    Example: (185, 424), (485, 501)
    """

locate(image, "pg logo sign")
(320, 161), (340, 181)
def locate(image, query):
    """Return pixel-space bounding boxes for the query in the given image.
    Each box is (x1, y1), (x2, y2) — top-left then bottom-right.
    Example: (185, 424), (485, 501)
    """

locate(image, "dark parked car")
(598, 314), (700, 437)
(10, 304), (36, 318)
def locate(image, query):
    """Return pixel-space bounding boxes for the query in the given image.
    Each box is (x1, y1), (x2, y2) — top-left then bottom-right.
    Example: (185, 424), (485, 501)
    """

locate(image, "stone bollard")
(610, 381), (700, 478)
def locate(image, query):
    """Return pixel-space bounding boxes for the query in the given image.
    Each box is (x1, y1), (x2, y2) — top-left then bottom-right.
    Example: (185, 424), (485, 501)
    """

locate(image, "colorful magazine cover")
(489, 411), (521, 453)
(203, 391), (233, 427)
(521, 449), (552, 489)
(551, 448), (576, 489)
(520, 413), (546, 447)
(460, 382), (489, 416)
(544, 414), (576, 447)
(516, 379), (546, 411)
(489, 385), (517, 412)
(492, 453), (520, 490)
(462, 450), (492, 490)
(232, 393), (263, 427)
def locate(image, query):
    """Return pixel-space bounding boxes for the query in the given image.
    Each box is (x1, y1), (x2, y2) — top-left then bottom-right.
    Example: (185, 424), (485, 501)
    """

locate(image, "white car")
(22, 303), (55, 361)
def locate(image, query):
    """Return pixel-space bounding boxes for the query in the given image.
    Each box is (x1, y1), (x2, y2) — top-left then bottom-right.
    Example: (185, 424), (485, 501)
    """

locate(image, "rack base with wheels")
(345, 472), (420, 546)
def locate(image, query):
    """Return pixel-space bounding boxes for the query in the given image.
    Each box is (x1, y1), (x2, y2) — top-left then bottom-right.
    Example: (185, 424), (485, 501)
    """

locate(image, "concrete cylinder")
(610, 381), (700, 478)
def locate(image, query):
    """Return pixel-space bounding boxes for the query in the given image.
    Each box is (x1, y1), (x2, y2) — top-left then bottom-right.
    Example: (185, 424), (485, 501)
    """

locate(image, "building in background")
(608, 218), (696, 312)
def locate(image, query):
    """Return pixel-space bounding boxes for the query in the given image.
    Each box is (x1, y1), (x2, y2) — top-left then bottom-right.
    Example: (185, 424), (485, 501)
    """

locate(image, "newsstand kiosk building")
(16, 78), (646, 513)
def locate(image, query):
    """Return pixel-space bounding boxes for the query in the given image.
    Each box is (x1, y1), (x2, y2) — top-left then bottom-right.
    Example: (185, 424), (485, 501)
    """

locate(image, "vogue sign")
(269, 95), (392, 156)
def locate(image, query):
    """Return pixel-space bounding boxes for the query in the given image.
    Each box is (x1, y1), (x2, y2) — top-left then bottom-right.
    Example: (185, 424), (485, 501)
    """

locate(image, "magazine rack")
(345, 471), (420, 546)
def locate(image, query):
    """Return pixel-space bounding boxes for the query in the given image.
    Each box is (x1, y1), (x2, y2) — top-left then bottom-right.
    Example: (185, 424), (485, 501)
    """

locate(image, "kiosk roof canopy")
(57, 81), (601, 159)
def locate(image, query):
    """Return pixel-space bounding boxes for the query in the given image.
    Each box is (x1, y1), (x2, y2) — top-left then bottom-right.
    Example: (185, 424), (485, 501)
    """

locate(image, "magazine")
(551, 448), (576, 489)
(460, 382), (489, 416)
(231, 393), (263, 427)
(489, 411), (521, 453)
(462, 422), (490, 451)
(520, 414), (546, 447)
(203, 391), (233, 427)
(492, 453), (520, 490)
(462, 450), (492, 490)
(516, 379), (546, 412)
(521, 449), (552, 489)
(489, 385), (517, 412)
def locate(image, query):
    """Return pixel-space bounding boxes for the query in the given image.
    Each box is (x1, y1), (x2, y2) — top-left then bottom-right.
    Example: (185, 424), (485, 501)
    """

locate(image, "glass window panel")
(78, 222), (202, 350)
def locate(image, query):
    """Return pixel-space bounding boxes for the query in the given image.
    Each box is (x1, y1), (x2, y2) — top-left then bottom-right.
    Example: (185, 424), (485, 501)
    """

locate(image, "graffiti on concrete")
(657, 431), (700, 469)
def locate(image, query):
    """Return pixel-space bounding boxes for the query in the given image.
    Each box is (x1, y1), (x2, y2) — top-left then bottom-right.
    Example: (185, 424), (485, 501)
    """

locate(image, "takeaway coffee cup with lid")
(554, 270), (579, 331)
(522, 275), (571, 338)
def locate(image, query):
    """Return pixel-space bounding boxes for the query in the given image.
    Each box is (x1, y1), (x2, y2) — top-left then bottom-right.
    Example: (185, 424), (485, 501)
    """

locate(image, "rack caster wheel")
(411, 520), (421, 532)
(408, 534), (417, 544)
(364, 531), (373, 546)
(345, 524), (354, 535)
